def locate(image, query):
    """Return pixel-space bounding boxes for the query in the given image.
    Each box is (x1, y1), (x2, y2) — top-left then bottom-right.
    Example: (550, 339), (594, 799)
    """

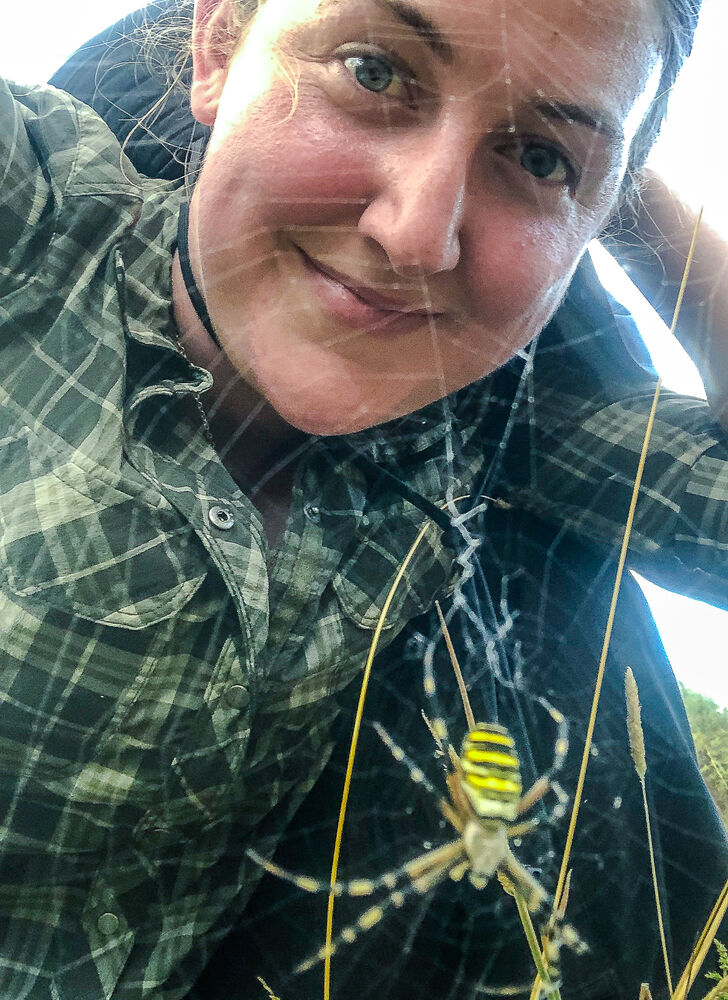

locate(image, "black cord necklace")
(176, 201), (221, 349)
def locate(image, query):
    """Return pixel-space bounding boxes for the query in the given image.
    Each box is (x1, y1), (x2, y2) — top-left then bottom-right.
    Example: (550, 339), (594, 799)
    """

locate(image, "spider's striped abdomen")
(460, 724), (522, 822)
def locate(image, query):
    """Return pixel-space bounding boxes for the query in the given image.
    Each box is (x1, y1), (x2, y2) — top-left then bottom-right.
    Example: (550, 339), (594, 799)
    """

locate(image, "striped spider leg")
(429, 604), (587, 988)
(245, 608), (585, 987)
(246, 708), (584, 983)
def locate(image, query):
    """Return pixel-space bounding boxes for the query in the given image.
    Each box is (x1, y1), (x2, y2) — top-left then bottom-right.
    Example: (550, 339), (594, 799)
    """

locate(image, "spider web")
(186, 5), (724, 997)
(223, 491), (713, 1000)
(1, 3), (726, 1000)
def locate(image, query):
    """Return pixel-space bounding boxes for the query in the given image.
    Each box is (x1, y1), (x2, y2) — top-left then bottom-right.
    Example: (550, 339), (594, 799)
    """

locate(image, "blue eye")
(343, 53), (412, 101)
(519, 142), (573, 185)
(346, 54), (394, 93)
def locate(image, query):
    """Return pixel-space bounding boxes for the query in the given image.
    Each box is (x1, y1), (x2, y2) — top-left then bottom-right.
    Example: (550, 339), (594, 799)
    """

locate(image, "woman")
(1, 0), (726, 998)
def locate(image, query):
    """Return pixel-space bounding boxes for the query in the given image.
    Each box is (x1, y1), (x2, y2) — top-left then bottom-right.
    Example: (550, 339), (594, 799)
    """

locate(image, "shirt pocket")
(0, 428), (207, 628)
(332, 512), (454, 633)
(315, 514), (455, 701)
(50, 874), (136, 1000)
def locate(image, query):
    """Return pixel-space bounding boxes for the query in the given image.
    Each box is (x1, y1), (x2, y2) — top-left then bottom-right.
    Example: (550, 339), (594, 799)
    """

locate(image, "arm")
(487, 277), (728, 610)
(0, 78), (52, 280)
(606, 171), (728, 427)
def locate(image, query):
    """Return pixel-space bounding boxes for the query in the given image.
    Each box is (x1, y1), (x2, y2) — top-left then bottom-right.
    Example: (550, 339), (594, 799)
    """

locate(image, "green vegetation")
(681, 685), (728, 827)
(705, 940), (728, 999)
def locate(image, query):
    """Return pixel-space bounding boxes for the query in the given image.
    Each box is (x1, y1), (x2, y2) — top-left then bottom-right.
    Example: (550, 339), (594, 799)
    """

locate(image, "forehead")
(291, 0), (662, 128)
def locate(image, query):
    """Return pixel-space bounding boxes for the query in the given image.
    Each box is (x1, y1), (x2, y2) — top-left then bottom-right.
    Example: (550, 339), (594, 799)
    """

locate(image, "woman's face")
(187, 0), (661, 435)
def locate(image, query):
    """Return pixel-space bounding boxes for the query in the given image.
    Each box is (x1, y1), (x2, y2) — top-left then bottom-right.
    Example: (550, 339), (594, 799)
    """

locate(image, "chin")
(275, 403), (383, 437)
(266, 387), (405, 437)
(254, 361), (414, 436)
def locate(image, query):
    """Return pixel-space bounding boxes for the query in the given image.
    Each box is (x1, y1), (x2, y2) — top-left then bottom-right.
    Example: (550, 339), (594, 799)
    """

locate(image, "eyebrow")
(530, 100), (623, 144)
(370, 0), (455, 63)
(364, 2), (623, 143)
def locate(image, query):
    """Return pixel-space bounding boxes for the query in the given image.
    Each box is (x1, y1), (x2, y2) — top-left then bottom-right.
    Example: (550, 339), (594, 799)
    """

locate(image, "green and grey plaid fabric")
(0, 80), (481, 999)
(1, 79), (727, 999)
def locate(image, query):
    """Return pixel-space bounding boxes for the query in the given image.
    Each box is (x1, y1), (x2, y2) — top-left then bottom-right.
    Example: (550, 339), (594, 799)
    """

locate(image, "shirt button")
(97, 912), (120, 935)
(224, 684), (250, 710)
(303, 503), (321, 523)
(148, 825), (175, 845)
(209, 505), (235, 530)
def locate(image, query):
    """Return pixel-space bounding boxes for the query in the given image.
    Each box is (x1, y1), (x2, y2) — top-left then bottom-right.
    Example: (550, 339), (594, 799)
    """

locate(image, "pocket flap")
(332, 513), (454, 630)
(0, 431), (207, 628)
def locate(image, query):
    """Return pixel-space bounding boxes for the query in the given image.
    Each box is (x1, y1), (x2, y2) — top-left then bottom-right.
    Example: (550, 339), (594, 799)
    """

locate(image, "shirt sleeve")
(492, 292), (728, 610)
(0, 77), (63, 284)
(0, 77), (141, 297)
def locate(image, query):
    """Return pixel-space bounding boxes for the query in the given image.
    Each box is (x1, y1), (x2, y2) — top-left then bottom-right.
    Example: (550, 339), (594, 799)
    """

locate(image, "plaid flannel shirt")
(1, 79), (727, 999)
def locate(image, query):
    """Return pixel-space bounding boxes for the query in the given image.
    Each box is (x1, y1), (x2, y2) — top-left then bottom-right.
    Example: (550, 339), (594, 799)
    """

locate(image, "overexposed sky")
(647, 0), (728, 237)
(1, 0), (726, 709)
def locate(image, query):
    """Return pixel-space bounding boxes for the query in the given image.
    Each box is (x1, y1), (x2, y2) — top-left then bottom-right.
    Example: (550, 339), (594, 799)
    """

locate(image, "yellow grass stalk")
(532, 213), (704, 1000)
(501, 878), (560, 1000)
(638, 985), (654, 1000)
(625, 667), (673, 996)
(673, 879), (728, 1000)
(527, 872), (574, 1000)
(324, 517), (435, 1000)
(257, 976), (282, 1000)
(553, 206), (704, 906)
(435, 600), (475, 730)
(701, 975), (728, 1000)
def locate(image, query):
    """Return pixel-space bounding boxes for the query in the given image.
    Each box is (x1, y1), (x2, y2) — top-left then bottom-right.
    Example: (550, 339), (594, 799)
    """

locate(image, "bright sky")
(2, 0), (727, 709)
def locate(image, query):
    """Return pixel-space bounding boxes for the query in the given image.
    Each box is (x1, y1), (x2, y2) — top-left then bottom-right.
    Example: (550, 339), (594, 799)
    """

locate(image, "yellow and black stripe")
(459, 724), (522, 821)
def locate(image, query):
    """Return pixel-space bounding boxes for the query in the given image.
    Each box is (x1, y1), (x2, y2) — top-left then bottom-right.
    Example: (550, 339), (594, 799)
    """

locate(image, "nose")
(357, 127), (467, 277)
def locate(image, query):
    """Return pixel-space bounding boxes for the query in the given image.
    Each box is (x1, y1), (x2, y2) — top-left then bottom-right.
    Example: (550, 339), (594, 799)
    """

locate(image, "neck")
(170, 252), (307, 493)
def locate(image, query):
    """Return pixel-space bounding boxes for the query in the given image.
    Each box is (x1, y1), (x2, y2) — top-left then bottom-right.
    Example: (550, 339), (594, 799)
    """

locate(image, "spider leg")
(536, 696), (569, 782)
(423, 627), (456, 764)
(516, 776), (550, 816)
(294, 840), (467, 974)
(372, 721), (442, 802)
(247, 838), (465, 901)
(515, 695), (569, 825)
(501, 847), (548, 914)
(421, 710), (447, 757)
(538, 902), (590, 989)
(506, 817), (540, 839)
(517, 778), (569, 828)
(445, 768), (477, 832)
(441, 796), (466, 834)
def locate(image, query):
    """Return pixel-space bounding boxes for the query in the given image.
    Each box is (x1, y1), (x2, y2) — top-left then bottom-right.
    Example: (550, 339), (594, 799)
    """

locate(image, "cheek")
(211, 87), (375, 229)
(464, 212), (583, 336)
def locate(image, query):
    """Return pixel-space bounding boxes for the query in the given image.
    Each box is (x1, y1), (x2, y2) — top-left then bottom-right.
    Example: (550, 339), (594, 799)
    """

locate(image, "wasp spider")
(247, 699), (586, 990)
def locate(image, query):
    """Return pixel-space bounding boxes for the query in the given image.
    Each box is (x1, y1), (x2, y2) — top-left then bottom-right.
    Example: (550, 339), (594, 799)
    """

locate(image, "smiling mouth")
(295, 247), (445, 332)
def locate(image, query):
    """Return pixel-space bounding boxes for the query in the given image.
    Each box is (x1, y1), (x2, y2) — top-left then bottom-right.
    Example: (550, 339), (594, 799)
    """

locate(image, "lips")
(296, 247), (443, 333)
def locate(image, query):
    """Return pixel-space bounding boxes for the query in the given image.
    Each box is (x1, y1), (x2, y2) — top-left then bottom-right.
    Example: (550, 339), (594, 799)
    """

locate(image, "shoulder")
(3, 78), (144, 201)
(1, 77), (147, 301)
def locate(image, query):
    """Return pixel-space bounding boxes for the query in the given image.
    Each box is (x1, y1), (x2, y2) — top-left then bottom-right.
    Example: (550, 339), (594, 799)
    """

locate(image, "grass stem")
(640, 780), (673, 997)
(673, 879), (728, 1000)
(325, 519), (434, 1000)
(626, 667), (673, 997)
(513, 890), (561, 1000)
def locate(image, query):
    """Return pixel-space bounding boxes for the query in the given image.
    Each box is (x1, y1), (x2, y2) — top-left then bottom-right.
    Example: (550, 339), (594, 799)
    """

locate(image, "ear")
(190, 0), (237, 126)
